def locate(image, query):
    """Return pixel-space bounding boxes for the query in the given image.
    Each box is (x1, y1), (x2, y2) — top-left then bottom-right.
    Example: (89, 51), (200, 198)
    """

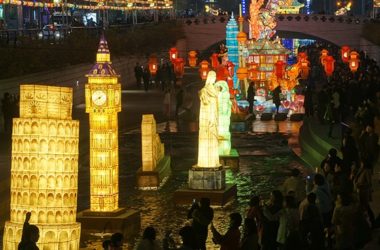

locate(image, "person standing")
(142, 67), (151, 92)
(136, 227), (161, 250)
(281, 168), (306, 204)
(187, 198), (214, 250)
(247, 82), (255, 114)
(134, 62), (143, 88)
(272, 86), (281, 114)
(211, 212), (242, 250)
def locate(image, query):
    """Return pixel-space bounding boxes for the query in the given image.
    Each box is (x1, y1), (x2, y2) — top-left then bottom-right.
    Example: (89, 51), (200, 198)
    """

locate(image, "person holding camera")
(187, 198), (214, 250)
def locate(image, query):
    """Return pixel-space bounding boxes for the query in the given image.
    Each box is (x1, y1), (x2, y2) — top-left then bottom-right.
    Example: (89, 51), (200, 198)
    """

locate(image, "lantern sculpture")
(320, 49), (329, 65)
(3, 85), (81, 250)
(188, 51), (197, 67)
(341, 46), (350, 63)
(236, 67), (248, 80)
(216, 65), (229, 81)
(248, 62), (259, 81)
(199, 60), (210, 80)
(275, 60), (286, 79)
(173, 58), (185, 78)
(85, 36), (121, 212)
(237, 31), (247, 44)
(169, 47), (178, 62)
(323, 56), (335, 76)
(348, 51), (360, 72)
(148, 55), (158, 75)
(210, 53), (220, 69)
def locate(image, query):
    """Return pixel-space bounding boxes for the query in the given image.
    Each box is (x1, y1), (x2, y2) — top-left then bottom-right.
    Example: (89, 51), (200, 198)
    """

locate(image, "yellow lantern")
(348, 51), (360, 72)
(199, 60), (210, 80)
(169, 47), (178, 62)
(3, 85), (81, 250)
(188, 50), (198, 67)
(237, 31), (247, 44)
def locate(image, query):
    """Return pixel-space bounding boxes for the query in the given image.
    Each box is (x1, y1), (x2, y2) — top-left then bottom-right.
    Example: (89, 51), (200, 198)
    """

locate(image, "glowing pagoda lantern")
(348, 51), (360, 72)
(173, 58), (185, 78)
(148, 54), (158, 75)
(275, 60), (286, 79)
(320, 49), (329, 65)
(341, 46), (350, 63)
(226, 61), (235, 77)
(236, 67), (248, 80)
(169, 47), (178, 62)
(199, 60), (210, 80)
(188, 51), (197, 67)
(210, 53), (220, 69)
(323, 56), (335, 76)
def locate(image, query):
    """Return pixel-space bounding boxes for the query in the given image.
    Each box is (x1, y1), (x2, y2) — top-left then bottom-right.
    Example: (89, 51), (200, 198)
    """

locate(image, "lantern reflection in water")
(3, 85), (81, 250)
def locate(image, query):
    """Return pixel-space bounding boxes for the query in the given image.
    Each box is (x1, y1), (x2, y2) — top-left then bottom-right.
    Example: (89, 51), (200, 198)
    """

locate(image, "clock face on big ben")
(92, 90), (107, 106)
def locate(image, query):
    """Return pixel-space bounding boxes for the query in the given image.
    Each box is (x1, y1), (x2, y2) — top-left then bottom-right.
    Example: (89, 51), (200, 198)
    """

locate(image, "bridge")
(181, 14), (380, 61)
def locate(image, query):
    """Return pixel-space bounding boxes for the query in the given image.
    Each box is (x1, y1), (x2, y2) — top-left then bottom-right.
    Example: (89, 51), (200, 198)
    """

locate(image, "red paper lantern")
(148, 55), (158, 75)
(300, 59), (310, 79)
(341, 46), (350, 63)
(348, 51), (360, 72)
(169, 47), (178, 62)
(188, 51), (197, 67)
(323, 56), (335, 76)
(320, 49), (329, 65)
(210, 53), (220, 69)
(226, 61), (235, 77)
(275, 60), (286, 79)
(199, 60), (210, 80)
(173, 58), (185, 78)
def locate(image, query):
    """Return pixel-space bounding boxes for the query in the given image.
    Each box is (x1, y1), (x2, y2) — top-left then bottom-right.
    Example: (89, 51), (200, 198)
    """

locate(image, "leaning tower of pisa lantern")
(3, 85), (81, 250)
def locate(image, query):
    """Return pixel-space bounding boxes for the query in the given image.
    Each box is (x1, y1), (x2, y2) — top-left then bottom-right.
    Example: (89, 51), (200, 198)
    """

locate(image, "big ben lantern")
(85, 36), (121, 212)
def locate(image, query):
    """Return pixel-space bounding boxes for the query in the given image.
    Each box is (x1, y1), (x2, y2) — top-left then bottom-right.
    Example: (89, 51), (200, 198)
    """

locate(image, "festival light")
(85, 36), (121, 212)
(237, 67), (248, 80)
(169, 47), (178, 62)
(188, 51), (197, 67)
(320, 49), (329, 65)
(227, 61), (235, 78)
(199, 60), (210, 80)
(3, 85), (81, 250)
(323, 56), (335, 76)
(300, 59), (310, 79)
(341, 46), (350, 63)
(173, 58), (185, 78)
(148, 54), (158, 75)
(349, 51), (360, 72)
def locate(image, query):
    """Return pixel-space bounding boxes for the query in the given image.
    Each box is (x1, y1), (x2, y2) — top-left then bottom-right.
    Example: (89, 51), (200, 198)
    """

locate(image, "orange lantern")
(300, 59), (310, 79)
(199, 60), (210, 80)
(173, 58), (185, 78)
(348, 51), (360, 72)
(226, 61), (235, 77)
(275, 60), (286, 79)
(148, 55), (158, 75)
(210, 53), (220, 69)
(320, 49), (329, 65)
(236, 67), (248, 80)
(323, 56), (335, 76)
(237, 31), (247, 44)
(341, 46), (350, 63)
(169, 47), (178, 62)
(188, 51), (197, 67)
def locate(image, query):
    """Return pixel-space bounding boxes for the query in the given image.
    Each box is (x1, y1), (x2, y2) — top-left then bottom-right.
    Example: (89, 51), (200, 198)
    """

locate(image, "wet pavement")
(80, 120), (308, 249)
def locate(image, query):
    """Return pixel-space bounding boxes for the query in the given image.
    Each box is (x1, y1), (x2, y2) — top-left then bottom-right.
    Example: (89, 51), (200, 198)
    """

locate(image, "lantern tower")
(226, 13), (239, 88)
(85, 36), (121, 212)
(3, 85), (81, 250)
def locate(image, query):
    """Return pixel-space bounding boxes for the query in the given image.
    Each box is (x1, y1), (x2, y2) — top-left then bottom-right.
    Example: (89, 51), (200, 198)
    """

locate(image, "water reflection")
(81, 126), (307, 249)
